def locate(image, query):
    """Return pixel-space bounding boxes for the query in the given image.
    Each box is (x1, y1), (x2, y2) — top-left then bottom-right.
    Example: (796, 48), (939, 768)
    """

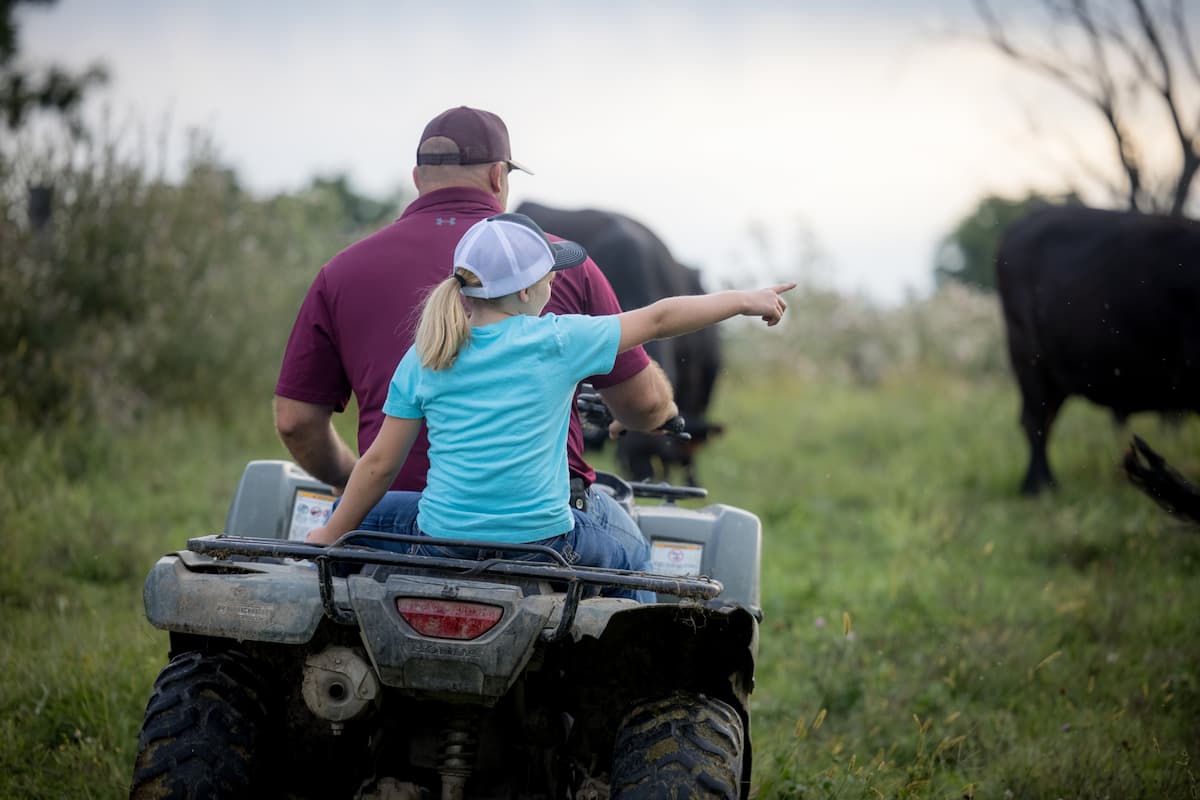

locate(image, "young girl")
(305, 213), (792, 594)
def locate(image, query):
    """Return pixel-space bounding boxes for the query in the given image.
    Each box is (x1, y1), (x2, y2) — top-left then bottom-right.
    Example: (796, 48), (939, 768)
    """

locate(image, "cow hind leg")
(1019, 390), (1065, 496)
(679, 449), (698, 487)
(617, 435), (658, 482)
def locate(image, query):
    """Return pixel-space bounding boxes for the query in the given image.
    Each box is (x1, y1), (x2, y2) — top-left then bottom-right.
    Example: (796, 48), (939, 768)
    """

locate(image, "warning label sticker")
(650, 540), (704, 577)
(288, 490), (336, 541)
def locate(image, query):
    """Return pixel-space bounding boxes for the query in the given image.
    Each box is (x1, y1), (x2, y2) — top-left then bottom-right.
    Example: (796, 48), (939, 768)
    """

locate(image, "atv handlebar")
(576, 388), (691, 441)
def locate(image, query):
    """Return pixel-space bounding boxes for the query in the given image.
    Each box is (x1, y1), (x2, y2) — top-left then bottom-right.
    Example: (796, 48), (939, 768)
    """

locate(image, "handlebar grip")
(660, 416), (691, 441)
(576, 393), (613, 427)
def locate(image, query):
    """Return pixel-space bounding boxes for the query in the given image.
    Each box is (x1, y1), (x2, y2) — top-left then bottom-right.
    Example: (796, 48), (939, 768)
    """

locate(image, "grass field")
(2, 363), (1198, 799)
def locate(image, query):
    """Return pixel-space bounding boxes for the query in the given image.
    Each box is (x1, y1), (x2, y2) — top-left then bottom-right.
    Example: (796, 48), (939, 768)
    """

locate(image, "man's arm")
(273, 395), (358, 491)
(597, 359), (678, 433)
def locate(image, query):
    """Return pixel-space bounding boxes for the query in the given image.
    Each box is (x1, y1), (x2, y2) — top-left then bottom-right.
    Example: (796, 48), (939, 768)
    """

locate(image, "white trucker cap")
(453, 213), (587, 299)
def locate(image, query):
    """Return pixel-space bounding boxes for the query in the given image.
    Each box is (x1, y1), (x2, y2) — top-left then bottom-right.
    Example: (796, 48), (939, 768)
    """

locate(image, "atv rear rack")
(188, 533), (724, 639)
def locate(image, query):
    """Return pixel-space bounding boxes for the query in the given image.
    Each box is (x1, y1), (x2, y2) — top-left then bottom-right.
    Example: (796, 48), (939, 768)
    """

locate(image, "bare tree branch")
(1130, 2), (1181, 135)
(1066, 0), (1144, 210)
(1169, 0), (1200, 85)
(1129, 0), (1200, 215)
(1074, 149), (1136, 203)
(975, 1), (1105, 106)
(972, 0), (1199, 215)
(1169, 0), (1200, 169)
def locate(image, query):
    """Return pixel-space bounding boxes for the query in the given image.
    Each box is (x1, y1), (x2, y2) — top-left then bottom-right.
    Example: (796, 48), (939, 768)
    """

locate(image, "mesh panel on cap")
(455, 218), (554, 299)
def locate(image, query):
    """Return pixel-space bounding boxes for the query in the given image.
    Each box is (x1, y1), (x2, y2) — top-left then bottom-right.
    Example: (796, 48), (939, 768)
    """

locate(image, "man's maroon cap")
(416, 106), (533, 174)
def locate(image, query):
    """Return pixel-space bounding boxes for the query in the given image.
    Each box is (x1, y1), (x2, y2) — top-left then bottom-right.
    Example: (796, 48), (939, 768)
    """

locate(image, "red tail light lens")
(395, 598), (503, 640)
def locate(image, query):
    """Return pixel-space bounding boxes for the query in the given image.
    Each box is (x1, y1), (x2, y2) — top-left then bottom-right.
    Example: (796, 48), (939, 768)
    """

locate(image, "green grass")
(702, 367), (1200, 799)
(2, 368), (1198, 798)
(0, 405), (288, 799)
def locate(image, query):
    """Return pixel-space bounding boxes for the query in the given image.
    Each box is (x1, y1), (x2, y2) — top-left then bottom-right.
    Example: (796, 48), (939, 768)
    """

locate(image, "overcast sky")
(19, 0), (1118, 303)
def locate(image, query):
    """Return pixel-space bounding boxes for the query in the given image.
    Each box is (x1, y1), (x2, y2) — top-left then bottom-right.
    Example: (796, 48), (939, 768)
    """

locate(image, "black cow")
(995, 205), (1200, 494)
(517, 201), (723, 484)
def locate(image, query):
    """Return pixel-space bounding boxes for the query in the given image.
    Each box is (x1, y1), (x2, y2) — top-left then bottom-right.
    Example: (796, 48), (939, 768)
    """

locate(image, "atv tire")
(610, 692), (744, 800)
(130, 649), (272, 799)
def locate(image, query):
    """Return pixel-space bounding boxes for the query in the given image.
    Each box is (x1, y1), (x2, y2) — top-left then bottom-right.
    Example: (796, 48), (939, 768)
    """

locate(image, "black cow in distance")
(517, 201), (724, 485)
(995, 205), (1200, 494)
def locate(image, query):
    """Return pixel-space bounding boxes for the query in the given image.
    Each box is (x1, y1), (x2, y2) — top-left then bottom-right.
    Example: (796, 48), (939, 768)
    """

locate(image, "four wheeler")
(130, 404), (763, 799)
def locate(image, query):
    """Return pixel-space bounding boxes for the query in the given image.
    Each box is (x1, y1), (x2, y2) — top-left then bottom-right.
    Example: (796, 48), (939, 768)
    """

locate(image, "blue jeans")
(353, 488), (654, 603)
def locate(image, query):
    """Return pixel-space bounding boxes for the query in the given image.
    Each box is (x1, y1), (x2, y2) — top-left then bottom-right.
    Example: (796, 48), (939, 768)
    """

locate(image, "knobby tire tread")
(610, 692), (743, 800)
(129, 649), (270, 800)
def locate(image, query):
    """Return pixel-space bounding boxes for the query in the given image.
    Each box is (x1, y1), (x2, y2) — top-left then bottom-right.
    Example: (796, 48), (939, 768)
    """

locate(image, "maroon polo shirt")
(275, 186), (650, 490)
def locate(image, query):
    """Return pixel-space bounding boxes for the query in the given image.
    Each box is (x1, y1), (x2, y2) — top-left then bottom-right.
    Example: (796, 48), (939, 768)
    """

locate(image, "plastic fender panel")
(567, 598), (643, 640)
(143, 551), (326, 643)
(348, 573), (556, 699)
(636, 503), (762, 610)
(224, 459), (337, 540)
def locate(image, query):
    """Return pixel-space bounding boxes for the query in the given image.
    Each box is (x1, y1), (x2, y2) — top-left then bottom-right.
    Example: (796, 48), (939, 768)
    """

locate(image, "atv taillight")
(395, 598), (503, 640)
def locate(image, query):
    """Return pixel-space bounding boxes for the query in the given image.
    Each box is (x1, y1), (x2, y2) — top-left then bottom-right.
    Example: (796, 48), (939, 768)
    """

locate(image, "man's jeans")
(354, 488), (654, 603)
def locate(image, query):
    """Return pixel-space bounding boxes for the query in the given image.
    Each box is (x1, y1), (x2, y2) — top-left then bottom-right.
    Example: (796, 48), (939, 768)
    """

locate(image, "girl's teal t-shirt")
(383, 313), (620, 542)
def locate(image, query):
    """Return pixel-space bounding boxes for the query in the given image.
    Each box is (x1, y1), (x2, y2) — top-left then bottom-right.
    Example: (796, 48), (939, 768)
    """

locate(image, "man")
(274, 105), (676, 556)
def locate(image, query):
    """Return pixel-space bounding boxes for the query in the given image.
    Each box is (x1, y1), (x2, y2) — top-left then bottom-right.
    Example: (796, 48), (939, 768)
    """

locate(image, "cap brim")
(507, 159), (534, 175)
(549, 240), (587, 271)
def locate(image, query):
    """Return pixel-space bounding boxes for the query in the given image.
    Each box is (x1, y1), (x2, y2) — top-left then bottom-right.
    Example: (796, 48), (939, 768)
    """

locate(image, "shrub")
(1, 127), (386, 431)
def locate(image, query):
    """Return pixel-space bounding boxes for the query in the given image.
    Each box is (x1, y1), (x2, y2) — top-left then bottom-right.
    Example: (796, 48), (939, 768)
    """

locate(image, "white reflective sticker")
(650, 540), (704, 577)
(288, 489), (336, 541)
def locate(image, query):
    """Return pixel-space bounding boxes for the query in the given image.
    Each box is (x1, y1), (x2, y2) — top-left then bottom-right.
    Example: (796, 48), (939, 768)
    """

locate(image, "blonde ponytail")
(415, 269), (477, 370)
